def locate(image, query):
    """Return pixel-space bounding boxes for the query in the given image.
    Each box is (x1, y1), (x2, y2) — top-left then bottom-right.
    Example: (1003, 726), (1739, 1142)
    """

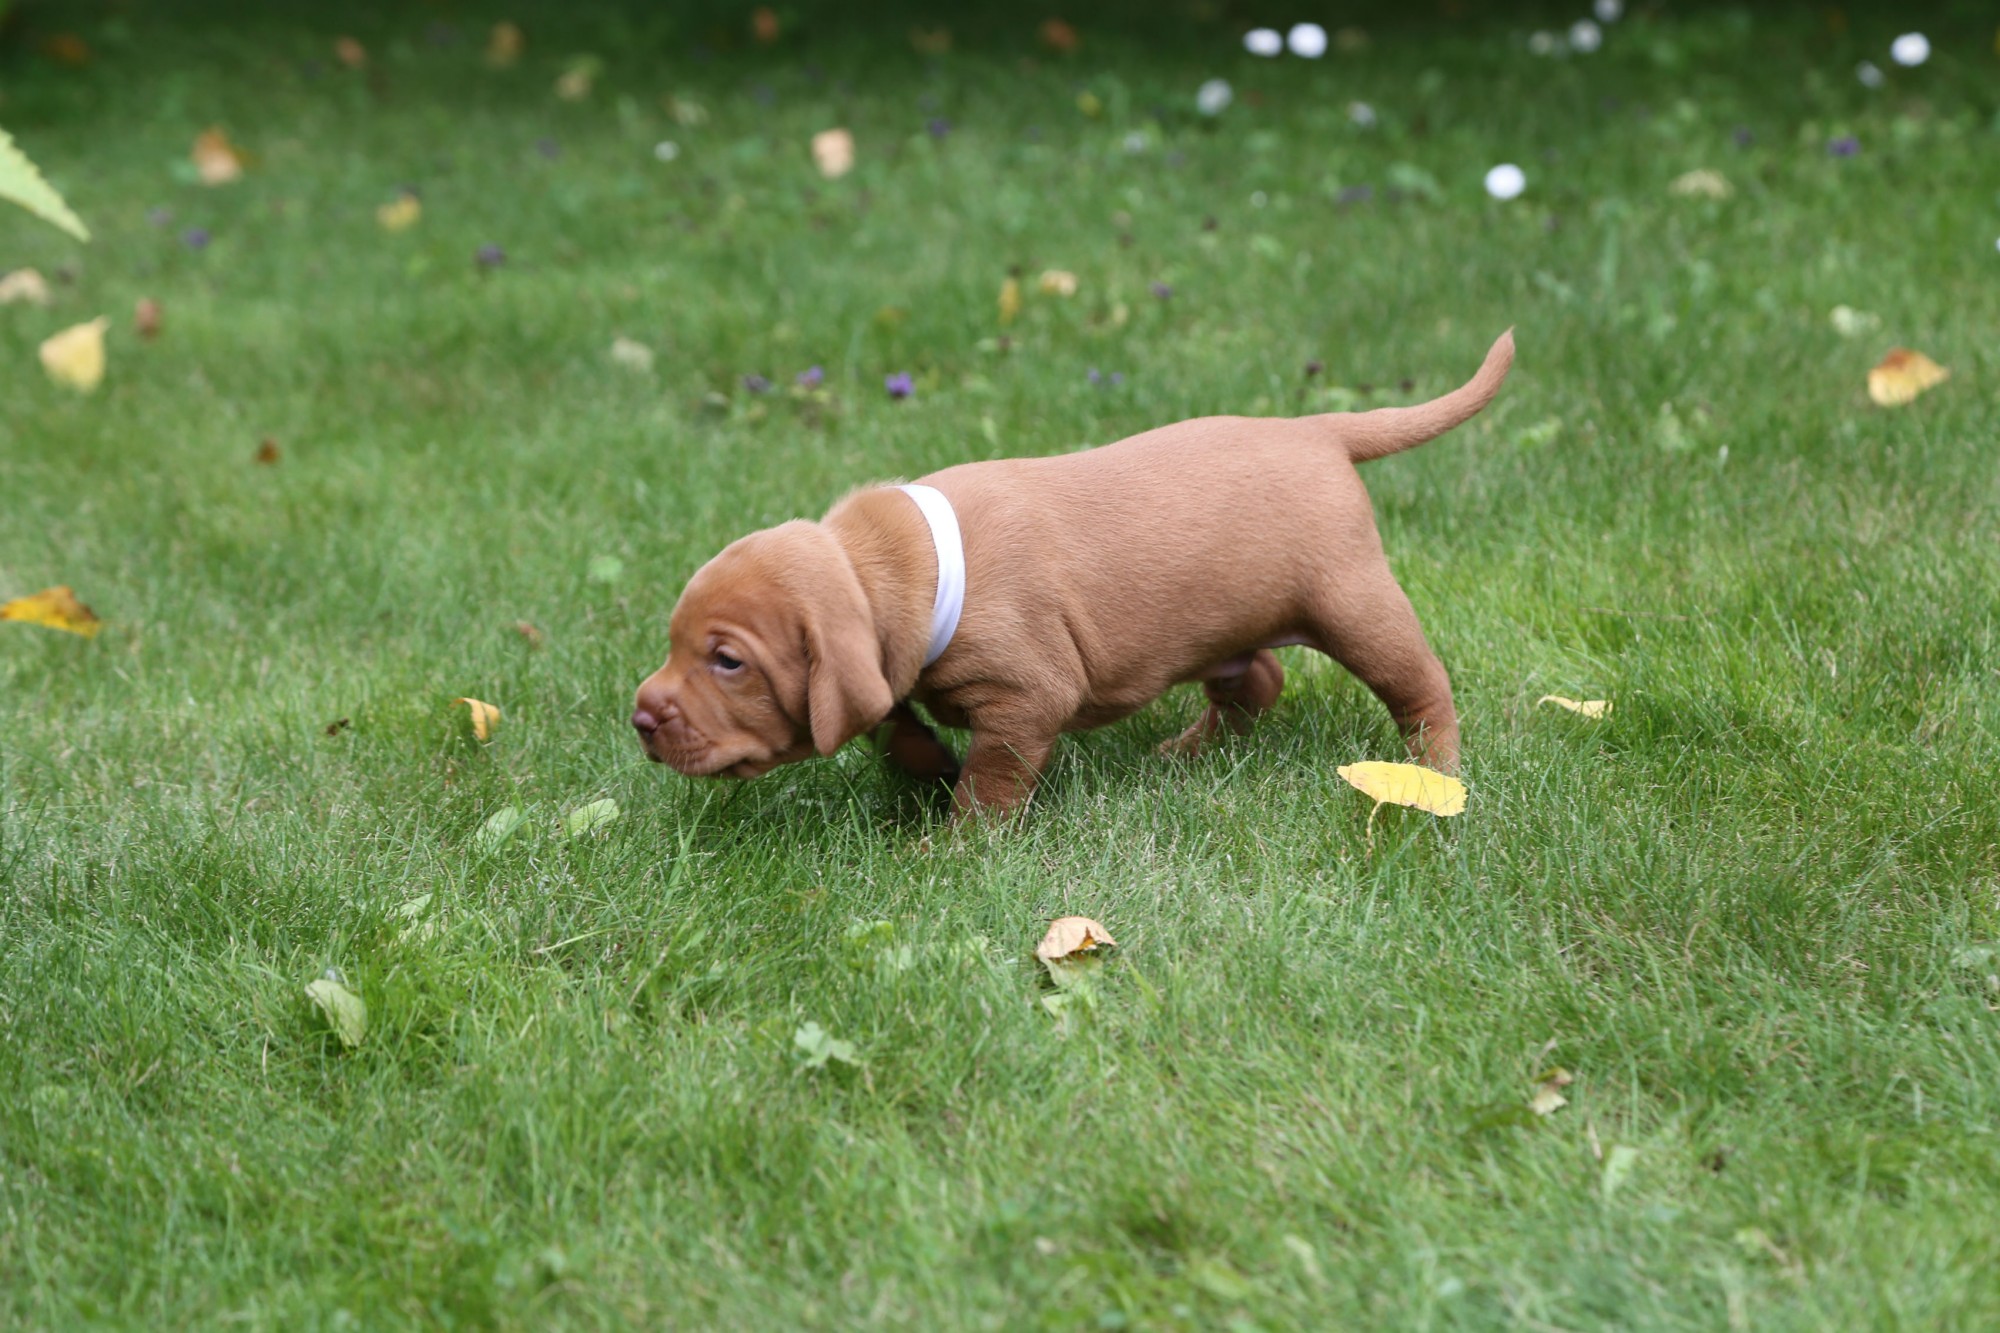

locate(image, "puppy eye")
(713, 649), (744, 672)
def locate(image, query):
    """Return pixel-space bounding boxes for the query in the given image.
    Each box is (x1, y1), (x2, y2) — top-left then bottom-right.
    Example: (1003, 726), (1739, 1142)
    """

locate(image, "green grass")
(4, 2), (2000, 1327)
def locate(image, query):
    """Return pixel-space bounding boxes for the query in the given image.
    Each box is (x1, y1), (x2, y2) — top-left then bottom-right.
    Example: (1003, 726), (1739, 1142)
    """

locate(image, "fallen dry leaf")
(38, 316), (108, 392)
(1530, 1066), (1574, 1116)
(998, 275), (1021, 325)
(751, 6), (780, 42)
(609, 336), (654, 373)
(1337, 761), (1467, 817)
(1037, 269), (1078, 297)
(134, 297), (162, 339)
(1867, 347), (1948, 407)
(554, 58), (599, 102)
(454, 697), (501, 741)
(1668, 168), (1732, 199)
(512, 620), (545, 648)
(0, 267), (52, 306)
(1038, 18), (1080, 54)
(1537, 694), (1612, 719)
(1, 586), (102, 637)
(254, 438), (280, 465)
(1036, 916), (1116, 964)
(334, 36), (367, 68)
(43, 33), (91, 66)
(376, 193), (421, 232)
(191, 128), (245, 186)
(487, 22), (524, 67)
(812, 127), (855, 179)
(325, 716), (351, 736)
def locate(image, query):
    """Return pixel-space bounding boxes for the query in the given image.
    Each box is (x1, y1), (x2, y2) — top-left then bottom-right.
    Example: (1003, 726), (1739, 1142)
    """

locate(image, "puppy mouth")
(642, 733), (771, 779)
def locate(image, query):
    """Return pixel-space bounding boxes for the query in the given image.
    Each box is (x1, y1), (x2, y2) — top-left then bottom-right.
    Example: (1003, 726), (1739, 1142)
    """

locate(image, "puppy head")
(632, 521), (893, 779)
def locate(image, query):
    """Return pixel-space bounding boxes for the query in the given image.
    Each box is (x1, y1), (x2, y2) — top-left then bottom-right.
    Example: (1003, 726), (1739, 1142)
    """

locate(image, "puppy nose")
(632, 708), (660, 735)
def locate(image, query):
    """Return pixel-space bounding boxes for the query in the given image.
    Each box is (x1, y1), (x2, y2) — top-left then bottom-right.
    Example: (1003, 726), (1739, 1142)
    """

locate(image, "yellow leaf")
(1530, 1066), (1574, 1116)
(376, 193), (421, 232)
(486, 22), (524, 68)
(812, 127), (855, 179)
(38, 316), (108, 391)
(1537, 695), (1612, 719)
(1867, 347), (1948, 407)
(1336, 761), (1466, 816)
(1035, 915), (1117, 964)
(454, 697), (501, 741)
(1668, 168), (1732, 199)
(1037, 269), (1078, 297)
(1, 585), (103, 637)
(191, 127), (244, 185)
(0, 267), (52, 306)
(998, 275), (1021, 325)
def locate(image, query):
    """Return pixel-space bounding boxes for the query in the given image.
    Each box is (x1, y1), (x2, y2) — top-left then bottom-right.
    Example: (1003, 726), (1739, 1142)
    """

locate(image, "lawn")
(4, 2), (1999, 1327)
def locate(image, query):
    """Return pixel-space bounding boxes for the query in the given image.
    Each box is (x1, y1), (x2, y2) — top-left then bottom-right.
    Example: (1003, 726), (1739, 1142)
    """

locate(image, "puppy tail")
(1331, 329), (1515, 464)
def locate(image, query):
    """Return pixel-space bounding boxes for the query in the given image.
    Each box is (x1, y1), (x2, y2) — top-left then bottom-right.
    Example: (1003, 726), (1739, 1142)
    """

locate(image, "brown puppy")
(634, 331), (1514, 816)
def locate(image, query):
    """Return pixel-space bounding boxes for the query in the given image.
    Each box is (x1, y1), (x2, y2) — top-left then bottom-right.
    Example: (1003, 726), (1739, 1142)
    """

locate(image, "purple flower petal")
(1150, 281), (1173, 300)
(885, 372), (913, 400)
(476, 244), (507, 268)
(181, 227), (211, 251)
(1828, 135), (1860, 158)
(796, 365), (825, 388)
(927, 118), (951, 139)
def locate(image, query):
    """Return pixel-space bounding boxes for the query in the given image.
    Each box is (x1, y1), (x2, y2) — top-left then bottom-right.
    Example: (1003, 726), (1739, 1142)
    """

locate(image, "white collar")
(896, 484), (964, 666)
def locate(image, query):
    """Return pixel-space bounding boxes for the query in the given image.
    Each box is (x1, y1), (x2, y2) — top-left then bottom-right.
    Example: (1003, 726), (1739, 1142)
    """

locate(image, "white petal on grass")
(1594, 0), (1624, 21)
(1527, 31), (1560, 56)
(1484, 163), (1526, 200)
(1890, 33), (1929, 67)
(1856, 60), (1884, 88)
(1286, 23), (1328, 58)
(1348, 101), (1376, 127)
(1196, 78), (1233, 116)
(653, 140), (680, 162)
(1568, 19), (1602, 53)
(1243, 27), (1282, 57)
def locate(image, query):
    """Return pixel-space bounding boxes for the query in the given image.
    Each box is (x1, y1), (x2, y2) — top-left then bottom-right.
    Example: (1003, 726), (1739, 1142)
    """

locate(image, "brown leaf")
(134, 297), (163, 340)
(325, 717), (351, 736)
(512, 621), (546, 648)
(334, 36), (367, 69)
(1867, 348), (1948, 407)
(486, 22), (524, 68)
(751, 6), (780, 43)
(192, 128), (245, 186)
(1038, 18), (1080, 54)
(1036, 915), (1116, 964)
(254, 438), (280, 465)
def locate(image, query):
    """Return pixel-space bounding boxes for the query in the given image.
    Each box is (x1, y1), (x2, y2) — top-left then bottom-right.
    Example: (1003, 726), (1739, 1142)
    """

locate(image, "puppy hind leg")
(1309, 579), (1460, 774)
(1160, 649), (1286, 757)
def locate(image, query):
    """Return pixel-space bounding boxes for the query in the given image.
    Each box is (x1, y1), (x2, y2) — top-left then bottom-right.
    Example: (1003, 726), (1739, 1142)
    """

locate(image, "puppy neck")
(822, 487), (940, 698)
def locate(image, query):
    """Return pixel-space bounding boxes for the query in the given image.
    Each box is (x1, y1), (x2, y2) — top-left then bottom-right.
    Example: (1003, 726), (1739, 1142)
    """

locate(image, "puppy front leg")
(952, 729), (1056, 819)
(876, 702), (960, 786)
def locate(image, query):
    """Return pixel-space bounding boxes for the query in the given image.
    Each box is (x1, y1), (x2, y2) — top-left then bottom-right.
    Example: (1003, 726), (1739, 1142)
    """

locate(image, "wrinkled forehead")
(669, 537), (793, 646)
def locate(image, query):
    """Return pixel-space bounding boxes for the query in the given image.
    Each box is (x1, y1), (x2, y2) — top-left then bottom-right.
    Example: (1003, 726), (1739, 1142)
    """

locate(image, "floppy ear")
(771, 523), (894, 756)
(804, 605), (894, 756)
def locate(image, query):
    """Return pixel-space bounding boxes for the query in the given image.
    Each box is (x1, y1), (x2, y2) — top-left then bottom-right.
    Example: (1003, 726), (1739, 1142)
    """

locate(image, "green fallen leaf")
(474, 805), (526, 854)
(1601, 1144), (1641, 1200)
(793, 1020), (861, 1069)
(0, 126), (90, 241)
(305, 970), (367, 1048)
(563, 798), (620, 838)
